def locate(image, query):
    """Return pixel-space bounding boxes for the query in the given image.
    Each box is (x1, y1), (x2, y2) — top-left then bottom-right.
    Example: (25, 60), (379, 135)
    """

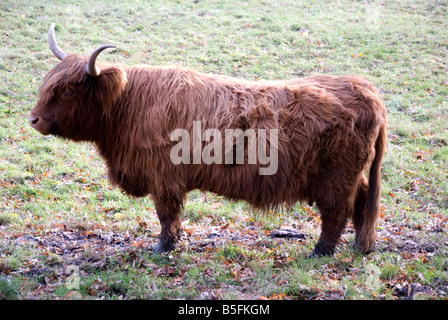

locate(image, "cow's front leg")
(152, 196), (183, 253)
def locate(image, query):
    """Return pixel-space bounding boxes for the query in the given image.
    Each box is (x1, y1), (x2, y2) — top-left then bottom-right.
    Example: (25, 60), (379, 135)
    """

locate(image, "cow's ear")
(92, 65), (127, 113)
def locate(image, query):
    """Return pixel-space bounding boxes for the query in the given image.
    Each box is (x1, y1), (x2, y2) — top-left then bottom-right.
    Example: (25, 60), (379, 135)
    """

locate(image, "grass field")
(0, 0), (447, 300)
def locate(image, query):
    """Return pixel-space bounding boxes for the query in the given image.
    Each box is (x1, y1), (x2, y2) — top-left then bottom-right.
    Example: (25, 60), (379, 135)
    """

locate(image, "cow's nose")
(29, 115), (40, 128)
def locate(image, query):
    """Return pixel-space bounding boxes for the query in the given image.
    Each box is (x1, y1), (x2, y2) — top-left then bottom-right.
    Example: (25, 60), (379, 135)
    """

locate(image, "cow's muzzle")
(29, 114), (56, 135)
(29, 115), (40, 128)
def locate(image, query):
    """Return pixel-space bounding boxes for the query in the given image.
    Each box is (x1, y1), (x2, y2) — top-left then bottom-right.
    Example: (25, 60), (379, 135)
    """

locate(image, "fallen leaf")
(154, 265), (176, 277)
(221, 223), (230, 230)
(114, 212), (125, 221)
(86, 288), (98, 296)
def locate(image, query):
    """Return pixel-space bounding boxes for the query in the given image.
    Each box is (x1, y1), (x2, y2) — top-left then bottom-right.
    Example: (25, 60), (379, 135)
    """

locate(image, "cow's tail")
(356, 123), (387, 254)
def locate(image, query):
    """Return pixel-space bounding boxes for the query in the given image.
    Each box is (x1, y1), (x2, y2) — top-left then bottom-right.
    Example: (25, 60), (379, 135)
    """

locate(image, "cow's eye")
(63, 90), (73, 97)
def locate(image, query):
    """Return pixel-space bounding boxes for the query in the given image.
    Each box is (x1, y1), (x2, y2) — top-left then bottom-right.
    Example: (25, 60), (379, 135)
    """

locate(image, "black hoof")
(354, 245), (375, 256)
(307, 244), (335, 258)
(152, 242), (175, 254)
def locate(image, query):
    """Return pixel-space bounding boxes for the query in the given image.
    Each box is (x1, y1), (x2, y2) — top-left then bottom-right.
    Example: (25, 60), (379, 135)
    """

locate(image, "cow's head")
(30, 23), (127, 141)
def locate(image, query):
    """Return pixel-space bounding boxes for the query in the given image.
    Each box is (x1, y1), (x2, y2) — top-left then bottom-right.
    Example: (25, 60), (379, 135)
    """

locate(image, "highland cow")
(30, 24), (387, 257)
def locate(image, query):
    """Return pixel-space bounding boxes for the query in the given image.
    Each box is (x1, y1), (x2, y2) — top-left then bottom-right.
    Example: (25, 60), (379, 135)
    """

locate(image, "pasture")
(0, 0), (447, 300)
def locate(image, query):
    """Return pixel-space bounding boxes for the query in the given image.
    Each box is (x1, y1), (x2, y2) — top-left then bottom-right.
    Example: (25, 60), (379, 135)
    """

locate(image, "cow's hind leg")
(310, 201), (349, 257)
(309, 173), (355, 257)
(152, 195), (183, 253)
(353, 177), (376, 254)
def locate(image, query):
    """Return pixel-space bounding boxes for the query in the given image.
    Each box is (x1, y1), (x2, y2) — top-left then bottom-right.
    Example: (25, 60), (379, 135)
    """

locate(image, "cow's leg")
(310, 203), (349, 257)
(352, 177), (376, 254)
(152, 196), (183, 253)
(308, 173), (355, 258)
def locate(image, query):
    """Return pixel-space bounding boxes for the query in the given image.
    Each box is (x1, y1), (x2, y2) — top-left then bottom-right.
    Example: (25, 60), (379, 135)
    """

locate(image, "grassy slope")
(0, 0), (447, 300)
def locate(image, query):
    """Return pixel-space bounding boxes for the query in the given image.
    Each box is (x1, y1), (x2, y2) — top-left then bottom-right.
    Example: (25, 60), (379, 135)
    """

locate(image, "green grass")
(1, 0), (447, 300)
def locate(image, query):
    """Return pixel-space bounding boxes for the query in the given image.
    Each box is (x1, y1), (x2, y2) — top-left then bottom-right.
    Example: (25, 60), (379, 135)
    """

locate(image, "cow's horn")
(85, 45), (116, 77)
(48, 23), (68, 61)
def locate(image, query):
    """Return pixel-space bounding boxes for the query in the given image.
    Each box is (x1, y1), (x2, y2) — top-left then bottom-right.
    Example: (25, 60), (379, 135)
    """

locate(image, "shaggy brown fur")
(30, 54), (387, 257)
